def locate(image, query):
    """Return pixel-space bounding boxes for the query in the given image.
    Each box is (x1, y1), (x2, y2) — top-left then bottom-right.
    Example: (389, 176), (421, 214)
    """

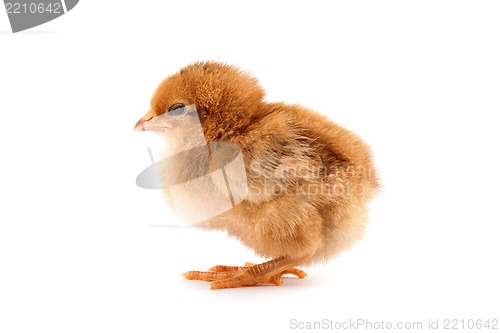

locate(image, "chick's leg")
(183, 255), (309, 290)
(210, 262), (307, 278)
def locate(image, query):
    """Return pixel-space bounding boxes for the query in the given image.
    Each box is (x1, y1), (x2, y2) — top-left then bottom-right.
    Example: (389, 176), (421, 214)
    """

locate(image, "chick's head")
(135, 61), (265, 144)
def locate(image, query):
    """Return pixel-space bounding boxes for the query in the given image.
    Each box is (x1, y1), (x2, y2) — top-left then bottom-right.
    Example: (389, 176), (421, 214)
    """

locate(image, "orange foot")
(183, 256), (308, 290)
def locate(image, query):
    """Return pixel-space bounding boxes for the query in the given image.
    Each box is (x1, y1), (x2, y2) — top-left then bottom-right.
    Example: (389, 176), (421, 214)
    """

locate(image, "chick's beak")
(134, 109), (156, 131)
(134, 118), (145, 131)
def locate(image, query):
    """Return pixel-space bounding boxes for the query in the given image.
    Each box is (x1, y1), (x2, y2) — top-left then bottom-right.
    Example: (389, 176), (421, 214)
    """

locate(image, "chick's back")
(204, 101), (379, 264)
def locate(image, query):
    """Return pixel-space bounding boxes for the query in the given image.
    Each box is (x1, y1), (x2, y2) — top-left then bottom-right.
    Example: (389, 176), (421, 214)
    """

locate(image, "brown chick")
(134, 61), (379, 290)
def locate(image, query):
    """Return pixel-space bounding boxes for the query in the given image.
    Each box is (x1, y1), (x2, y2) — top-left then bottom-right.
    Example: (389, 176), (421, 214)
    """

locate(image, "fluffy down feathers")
(149, 61), (379, 264)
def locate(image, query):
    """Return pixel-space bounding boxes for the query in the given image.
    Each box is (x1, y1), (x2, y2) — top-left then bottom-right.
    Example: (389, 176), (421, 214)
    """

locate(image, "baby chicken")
(134, 61), (379, 289)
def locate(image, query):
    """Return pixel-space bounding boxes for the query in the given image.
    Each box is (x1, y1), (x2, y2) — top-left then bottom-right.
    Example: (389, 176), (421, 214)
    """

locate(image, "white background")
(1, 1), (499, 332)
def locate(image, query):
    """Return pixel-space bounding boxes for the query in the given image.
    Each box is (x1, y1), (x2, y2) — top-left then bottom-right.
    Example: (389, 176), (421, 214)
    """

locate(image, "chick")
(134, 61), (379, 289)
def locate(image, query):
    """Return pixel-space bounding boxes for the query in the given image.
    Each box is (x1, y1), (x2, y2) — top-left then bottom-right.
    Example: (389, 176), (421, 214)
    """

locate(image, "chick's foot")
(183, 256), (308, 290)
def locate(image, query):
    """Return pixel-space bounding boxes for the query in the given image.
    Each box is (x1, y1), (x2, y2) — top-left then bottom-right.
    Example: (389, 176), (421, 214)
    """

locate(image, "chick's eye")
(168, 103), (187, 116)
